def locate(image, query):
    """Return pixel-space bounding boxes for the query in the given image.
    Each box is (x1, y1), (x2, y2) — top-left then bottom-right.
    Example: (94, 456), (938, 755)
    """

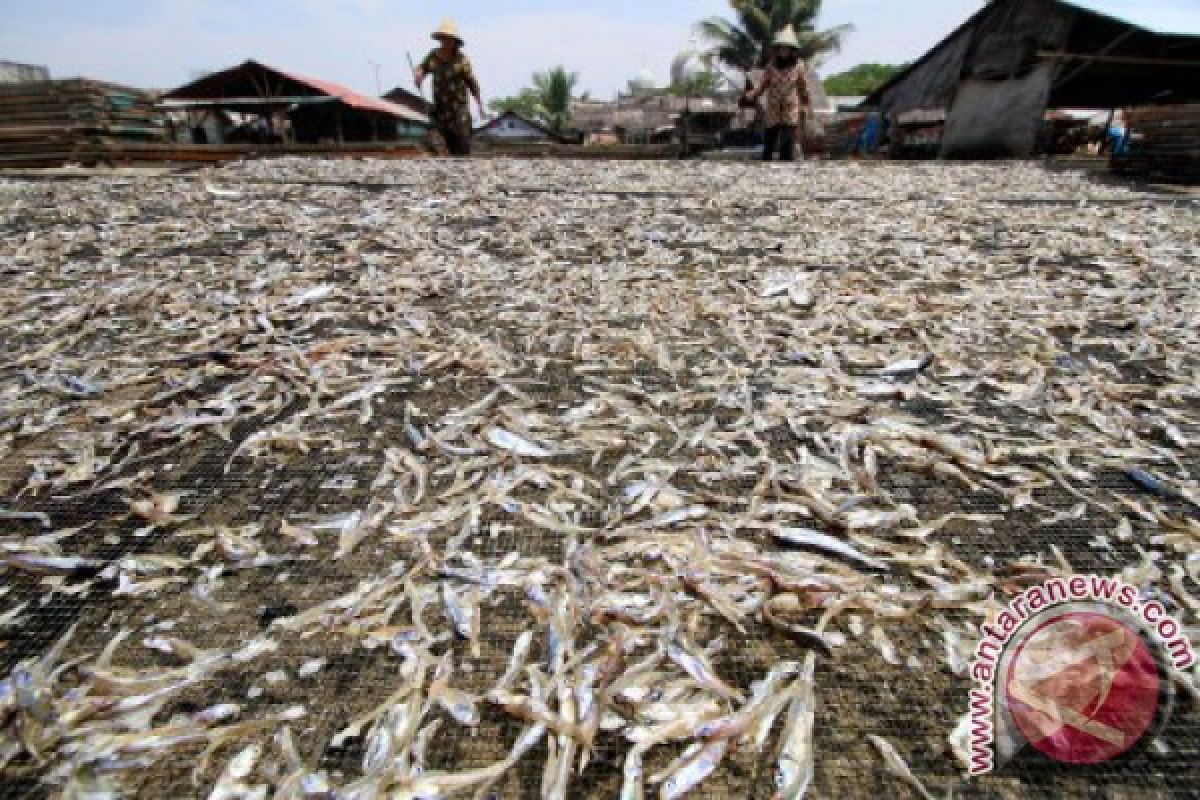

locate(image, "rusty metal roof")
(274, 66), (426, 122)
(165, 60), (428, 124)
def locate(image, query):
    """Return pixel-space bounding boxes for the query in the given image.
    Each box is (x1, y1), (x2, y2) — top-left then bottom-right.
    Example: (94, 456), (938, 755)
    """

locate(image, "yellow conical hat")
(433, 18), (463, 45)
(772, 25), (801, 50)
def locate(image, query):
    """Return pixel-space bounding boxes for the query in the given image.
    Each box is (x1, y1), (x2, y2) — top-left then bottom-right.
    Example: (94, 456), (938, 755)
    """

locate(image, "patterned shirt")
(761, 62), (809, 128)
(420, 49), (479, 131)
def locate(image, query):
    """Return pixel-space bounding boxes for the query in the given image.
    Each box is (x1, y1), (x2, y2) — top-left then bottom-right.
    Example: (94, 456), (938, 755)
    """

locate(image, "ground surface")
(0, 159), (1198, 799)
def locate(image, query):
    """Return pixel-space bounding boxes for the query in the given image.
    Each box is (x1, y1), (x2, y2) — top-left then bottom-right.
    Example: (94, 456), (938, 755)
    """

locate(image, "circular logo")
(1004, 611), (1160, 765)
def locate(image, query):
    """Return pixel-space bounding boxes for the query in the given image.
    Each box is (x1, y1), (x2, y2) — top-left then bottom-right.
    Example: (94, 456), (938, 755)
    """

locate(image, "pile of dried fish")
(0, 159), (1197, 798)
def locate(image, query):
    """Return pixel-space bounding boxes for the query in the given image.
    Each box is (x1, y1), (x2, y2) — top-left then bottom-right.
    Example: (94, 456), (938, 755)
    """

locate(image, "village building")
(0, 61), (50, 84)
(862, 0), (1200, 159)
(474, 111), (570, 146)
(161, 60), (429, 145)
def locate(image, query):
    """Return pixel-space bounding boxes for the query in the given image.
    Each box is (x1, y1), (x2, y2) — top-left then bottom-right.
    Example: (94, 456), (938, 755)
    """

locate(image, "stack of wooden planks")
(1115, 104), (1200, 184)
(0, 79), (167, 167)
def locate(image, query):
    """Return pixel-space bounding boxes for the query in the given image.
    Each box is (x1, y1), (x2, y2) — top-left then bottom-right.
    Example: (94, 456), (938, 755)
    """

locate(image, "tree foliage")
(532, 67), (579, 132)
(488, 89), (541, 120)
(822, 63), (905, 96)
(669, 71), (723, 97)
(488, 66), (580, 132)
(697, 0), (852, 72)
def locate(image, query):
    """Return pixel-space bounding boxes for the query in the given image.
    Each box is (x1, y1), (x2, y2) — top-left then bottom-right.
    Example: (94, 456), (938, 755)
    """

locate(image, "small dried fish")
(867, 735), (935, 800)
(485, 427), (557, 458)
(0, 508), (52, 527)
(666, 640), (743, 702)
(660, 738), (728, 799)
(879, 354), (934, 376)
(2, 156), (1195, 799)
(773, 653), (817, 800)
(773, 528), (887, 571)
(442, 583), (481, 658)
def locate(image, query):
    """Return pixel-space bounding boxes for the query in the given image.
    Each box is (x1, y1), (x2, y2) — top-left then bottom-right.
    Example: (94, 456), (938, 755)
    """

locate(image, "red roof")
(274, 65), (426, 122)
(165, 60), (428, 124)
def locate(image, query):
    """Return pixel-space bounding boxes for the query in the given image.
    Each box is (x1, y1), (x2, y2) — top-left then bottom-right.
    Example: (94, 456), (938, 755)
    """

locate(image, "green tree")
(532, 66), (579, 132)
(670, 71), (723, 97)
(491, 67), (580, 132)
(697, 0), (852, 71)
(823, 63), (905, 96)
(488, 89), (541, 119)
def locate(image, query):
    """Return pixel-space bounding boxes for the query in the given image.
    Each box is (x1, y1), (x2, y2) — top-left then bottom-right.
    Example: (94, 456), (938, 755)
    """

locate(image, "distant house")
(474, 111), (569, 144)
(574, 93), (747, 145)
(0, 61), (49, 83)
(383, 86), (430, 117)
(382, 87), (432, 138)
(161, 60), (428, 144)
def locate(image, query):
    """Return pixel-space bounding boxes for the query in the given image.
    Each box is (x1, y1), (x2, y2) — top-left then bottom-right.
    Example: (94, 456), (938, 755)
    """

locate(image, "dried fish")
(666, 640), (743, 703)
(867, 734), (935, 800)
(773, 653), (817, 800)
(0, 509), (52, 527)
(660, 738), (728, 799)
(485, 427), (557, 458)
(0, 158), (1194, 799)
(772, 528), (887, 571)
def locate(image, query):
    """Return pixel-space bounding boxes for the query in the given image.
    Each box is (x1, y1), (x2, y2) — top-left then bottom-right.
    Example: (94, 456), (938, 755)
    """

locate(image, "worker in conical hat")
(414, 18), (486, 156)
(744, 25), (812, 162)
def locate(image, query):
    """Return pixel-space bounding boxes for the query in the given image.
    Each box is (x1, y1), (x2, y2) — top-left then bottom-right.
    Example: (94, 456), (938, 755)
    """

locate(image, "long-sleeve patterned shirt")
(760, 62), (809, 128)
(420, 49), (479, 131)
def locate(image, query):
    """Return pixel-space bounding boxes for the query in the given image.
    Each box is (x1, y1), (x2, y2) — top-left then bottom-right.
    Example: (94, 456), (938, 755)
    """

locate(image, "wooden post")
(336, 107), (345, 143)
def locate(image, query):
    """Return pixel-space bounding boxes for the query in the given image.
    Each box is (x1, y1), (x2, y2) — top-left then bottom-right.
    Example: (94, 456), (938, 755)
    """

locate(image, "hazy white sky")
(2, 1), (1198, 99)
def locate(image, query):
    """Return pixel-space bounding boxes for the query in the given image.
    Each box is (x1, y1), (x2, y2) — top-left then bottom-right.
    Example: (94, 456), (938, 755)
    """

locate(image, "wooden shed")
(162, 60), (428, 145)
(862, 0), (1200, 158)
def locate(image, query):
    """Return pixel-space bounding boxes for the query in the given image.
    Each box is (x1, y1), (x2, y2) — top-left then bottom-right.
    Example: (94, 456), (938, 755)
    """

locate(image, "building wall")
(940, 0), (1074, 158)
(941, 62), (1057, 158)
(0, 61), (50, 83)
(477, 116), (552, 142)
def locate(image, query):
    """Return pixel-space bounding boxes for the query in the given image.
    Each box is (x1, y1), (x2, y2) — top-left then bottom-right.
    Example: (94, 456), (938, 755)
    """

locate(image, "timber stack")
(0, 79), (167, 168)
(1115, 104), (1200, 184)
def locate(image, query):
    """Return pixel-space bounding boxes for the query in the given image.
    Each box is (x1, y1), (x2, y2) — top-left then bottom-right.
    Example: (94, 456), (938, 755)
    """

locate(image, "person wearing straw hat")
(414, 19), (486, 156)
(745, 25), (812, 162)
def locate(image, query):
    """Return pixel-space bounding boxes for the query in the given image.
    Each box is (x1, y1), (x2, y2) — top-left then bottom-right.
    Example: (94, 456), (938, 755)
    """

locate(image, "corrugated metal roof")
(1064, 0), (1200, 34)
(270, 65), (428, 124)
(166, 60), (428, 124)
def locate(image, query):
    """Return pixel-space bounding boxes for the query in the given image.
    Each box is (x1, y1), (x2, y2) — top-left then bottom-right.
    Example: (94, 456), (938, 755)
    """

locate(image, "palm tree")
(531, 66), (579, 132)
(697, 0), (852, 72)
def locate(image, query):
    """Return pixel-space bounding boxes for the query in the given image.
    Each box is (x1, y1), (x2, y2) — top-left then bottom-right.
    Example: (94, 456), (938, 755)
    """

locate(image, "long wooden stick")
(407, 52), (427, 102)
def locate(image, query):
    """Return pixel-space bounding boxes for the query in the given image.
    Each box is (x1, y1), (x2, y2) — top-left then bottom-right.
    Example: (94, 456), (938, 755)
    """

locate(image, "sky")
(2, 1), (1199, 100)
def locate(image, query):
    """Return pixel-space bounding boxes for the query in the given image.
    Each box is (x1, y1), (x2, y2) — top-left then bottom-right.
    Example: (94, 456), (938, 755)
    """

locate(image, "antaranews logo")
(965, 574), (1195, 775)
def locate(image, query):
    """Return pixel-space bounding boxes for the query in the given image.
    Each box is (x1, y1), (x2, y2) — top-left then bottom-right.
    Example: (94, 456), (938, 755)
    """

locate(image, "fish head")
(774, 756), (801, 797)
(299, 773), (333, 797)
